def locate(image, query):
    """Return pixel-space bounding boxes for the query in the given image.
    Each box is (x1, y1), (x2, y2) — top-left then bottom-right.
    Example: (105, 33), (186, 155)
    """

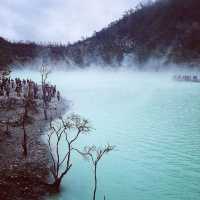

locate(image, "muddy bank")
(0, 95), (68, 200)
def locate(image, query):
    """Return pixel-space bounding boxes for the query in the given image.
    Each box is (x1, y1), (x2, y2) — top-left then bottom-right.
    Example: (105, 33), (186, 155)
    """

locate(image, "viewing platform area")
(173, 75), (200, 83)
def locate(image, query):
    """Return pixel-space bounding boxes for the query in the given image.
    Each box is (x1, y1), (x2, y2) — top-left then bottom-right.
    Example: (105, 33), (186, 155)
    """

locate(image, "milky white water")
(13, 69), (200, 200)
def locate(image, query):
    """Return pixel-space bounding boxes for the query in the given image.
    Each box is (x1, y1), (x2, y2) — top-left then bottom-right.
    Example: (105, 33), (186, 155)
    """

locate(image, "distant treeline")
(1, 0), (200, 70)
(0, 37), (71, 70)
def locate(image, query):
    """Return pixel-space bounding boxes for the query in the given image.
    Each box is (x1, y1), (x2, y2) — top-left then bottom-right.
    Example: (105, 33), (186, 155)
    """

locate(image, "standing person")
(11, 79), (14, 89)
(53, 85), (56, 97)
(57, 91), (60, 101)
(33, 83), (38, 99)
(6, 85), (10, 97)
(0, 82), (4, 96)
(15, 85), (21, 97)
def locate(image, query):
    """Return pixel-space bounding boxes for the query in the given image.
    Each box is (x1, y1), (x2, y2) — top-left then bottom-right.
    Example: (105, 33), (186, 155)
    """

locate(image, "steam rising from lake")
(13, 67), (200, 200)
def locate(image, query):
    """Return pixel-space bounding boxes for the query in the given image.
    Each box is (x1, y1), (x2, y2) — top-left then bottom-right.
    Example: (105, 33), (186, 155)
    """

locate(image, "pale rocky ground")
(0, 90), (68, 200)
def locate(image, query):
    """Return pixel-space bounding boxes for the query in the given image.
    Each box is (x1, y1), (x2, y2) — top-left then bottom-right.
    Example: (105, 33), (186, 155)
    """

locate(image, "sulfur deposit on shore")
(0, 78), (68, 200)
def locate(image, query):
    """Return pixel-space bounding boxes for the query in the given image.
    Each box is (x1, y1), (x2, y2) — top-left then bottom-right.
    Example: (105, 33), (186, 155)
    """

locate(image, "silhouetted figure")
(11, 79), (14, 88)
(57, 91), (60, 101)
(5, 86), (10, 97)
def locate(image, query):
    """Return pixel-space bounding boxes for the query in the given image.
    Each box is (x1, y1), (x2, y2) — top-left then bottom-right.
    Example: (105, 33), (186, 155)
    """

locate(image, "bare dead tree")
(47, 114), (91, 190)
(21, 113), (28, 158)
(20, 94), (39, 158)
(40, 64), (51, 120)
(0, 111), (31, 158)
(0, 117), (11, 135)
(23, 95), (37, 120)
(5, 117), (10, 135)
(74, 144), (114, 200)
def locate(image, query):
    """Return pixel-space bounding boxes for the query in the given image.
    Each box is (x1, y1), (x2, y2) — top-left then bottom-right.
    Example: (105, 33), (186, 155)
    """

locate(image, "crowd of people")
(0, 77), (61, 101)
(173, 75), (200, 82)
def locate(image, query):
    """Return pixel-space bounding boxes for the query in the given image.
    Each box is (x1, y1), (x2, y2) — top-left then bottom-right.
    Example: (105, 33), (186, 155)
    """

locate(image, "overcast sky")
(0, 0), (144, 44)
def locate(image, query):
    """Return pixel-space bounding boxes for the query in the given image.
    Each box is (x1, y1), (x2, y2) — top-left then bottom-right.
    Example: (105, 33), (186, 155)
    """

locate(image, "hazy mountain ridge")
(67, 0), (200, 66)
(0, 0), (200, 69)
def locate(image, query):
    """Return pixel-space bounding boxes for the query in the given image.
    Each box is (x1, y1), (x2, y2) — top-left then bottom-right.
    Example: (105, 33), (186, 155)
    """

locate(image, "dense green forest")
(0, 0), (200, 70)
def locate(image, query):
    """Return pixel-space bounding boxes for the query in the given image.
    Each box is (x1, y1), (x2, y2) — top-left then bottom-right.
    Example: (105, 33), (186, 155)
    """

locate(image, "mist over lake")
(1, 0), (200, 199)
(13, 68), (200, 200)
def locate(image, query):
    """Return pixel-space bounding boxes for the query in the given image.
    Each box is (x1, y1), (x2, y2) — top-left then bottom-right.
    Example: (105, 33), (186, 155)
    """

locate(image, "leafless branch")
(47, 114), (91, 190)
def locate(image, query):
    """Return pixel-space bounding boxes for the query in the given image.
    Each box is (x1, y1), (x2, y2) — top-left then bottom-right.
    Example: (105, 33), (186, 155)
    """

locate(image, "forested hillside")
(67, 0), (200, 66)
(0, 0), (200, 69)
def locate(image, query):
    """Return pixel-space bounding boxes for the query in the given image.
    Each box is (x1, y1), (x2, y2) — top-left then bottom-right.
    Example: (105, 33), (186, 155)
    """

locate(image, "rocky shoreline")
(0, 92), (68, 200)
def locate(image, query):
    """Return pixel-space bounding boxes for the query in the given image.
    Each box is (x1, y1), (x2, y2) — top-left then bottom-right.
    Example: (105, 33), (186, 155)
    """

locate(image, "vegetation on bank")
(0, 68), (114, 200)
(0, 68), (63, 200)
(48, 114), (114, 200)
(1, 0), (200, 70)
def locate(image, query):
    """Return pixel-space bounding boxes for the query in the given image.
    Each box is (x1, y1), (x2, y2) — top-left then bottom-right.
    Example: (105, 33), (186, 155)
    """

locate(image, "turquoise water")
(14, 70), (200, 200)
